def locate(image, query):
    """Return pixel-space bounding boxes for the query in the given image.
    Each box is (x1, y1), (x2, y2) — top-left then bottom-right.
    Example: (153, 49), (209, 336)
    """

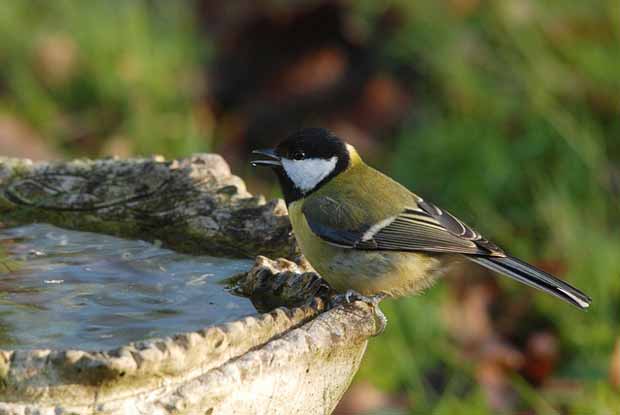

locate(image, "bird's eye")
(292, 151), (305, 161)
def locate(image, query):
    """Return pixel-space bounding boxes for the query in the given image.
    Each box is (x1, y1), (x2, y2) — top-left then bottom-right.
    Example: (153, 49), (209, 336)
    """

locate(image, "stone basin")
(0, 155), (382, 415)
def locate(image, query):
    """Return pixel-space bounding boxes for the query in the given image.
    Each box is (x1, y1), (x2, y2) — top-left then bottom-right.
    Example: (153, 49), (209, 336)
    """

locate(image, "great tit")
(251, 128), (591, 310)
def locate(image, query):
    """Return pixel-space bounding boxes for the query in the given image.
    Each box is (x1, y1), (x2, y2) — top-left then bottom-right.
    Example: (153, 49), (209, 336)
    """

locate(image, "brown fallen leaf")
(522, 331), (559, 385)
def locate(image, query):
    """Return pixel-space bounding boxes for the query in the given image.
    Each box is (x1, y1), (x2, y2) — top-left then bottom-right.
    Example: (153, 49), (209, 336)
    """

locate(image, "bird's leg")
(344, 289), (357, 304)
(329, 290), (388, 335)
(330, 289), (372, 306)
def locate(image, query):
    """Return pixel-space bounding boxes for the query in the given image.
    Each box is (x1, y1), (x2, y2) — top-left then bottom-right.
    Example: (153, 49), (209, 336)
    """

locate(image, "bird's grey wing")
(353, 198), (503, 255)
(302, 195), (591, 309)
(300, 195), (373, 247)
(302, 195), (501, 255)
(414, 198), (503, 255)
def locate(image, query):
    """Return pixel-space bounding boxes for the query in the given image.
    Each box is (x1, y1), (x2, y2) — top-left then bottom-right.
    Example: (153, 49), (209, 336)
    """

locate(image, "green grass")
(0, 0), (211, 158)
(353, 1), (620, 413)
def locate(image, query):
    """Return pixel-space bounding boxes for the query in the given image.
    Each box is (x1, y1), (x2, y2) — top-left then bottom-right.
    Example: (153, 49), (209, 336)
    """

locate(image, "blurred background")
(0, 0), (618, 413)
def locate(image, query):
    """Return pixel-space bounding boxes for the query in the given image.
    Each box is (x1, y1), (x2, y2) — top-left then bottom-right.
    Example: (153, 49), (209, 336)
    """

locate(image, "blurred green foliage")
(0, 0), (210, 157)
(355, 1), (620, 413)
(1, 1), (619, 413)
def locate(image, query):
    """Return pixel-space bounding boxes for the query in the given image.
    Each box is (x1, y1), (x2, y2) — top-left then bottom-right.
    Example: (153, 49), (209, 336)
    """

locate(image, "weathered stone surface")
(0, 155), (294, 258)
(235, 255), (333, 312)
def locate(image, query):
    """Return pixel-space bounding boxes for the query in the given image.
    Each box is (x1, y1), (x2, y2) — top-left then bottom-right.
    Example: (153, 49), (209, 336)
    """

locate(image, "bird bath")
(0, 155), (382, 415)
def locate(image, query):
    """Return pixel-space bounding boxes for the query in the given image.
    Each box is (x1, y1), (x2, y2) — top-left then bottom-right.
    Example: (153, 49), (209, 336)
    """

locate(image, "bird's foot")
(329, 289), (384, 307)
(329, 290), (388, 336)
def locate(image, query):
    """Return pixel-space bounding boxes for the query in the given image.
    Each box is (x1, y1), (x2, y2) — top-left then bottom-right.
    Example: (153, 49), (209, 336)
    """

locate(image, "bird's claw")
(329, 290), (388, 336)
(330, 289), (382, 307)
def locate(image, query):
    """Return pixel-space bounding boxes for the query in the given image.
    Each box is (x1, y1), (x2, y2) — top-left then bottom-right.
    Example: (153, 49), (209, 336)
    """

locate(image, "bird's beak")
(251, 149), (281, 167)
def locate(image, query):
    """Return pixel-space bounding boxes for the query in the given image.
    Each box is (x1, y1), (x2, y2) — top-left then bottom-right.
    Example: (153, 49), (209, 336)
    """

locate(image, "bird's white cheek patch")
(281, 157), (338, 192)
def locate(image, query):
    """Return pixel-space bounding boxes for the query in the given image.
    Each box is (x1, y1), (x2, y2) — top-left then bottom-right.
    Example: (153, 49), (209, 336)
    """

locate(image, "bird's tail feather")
(468, 255), (591, 310)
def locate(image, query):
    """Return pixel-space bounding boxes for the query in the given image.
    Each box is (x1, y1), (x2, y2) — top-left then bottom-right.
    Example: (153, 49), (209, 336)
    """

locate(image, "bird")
(251, 127), (591, 312)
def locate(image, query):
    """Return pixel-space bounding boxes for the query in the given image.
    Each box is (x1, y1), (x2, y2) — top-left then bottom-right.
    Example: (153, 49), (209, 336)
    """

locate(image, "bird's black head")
(251, 128), (350, 204)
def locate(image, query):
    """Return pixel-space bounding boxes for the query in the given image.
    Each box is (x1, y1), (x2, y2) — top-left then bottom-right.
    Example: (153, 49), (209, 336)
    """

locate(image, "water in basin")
(0, 224), (256, 350)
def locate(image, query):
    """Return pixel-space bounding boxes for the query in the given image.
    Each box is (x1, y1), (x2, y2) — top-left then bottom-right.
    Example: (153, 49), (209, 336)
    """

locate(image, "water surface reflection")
(0, 224), (255, 350)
